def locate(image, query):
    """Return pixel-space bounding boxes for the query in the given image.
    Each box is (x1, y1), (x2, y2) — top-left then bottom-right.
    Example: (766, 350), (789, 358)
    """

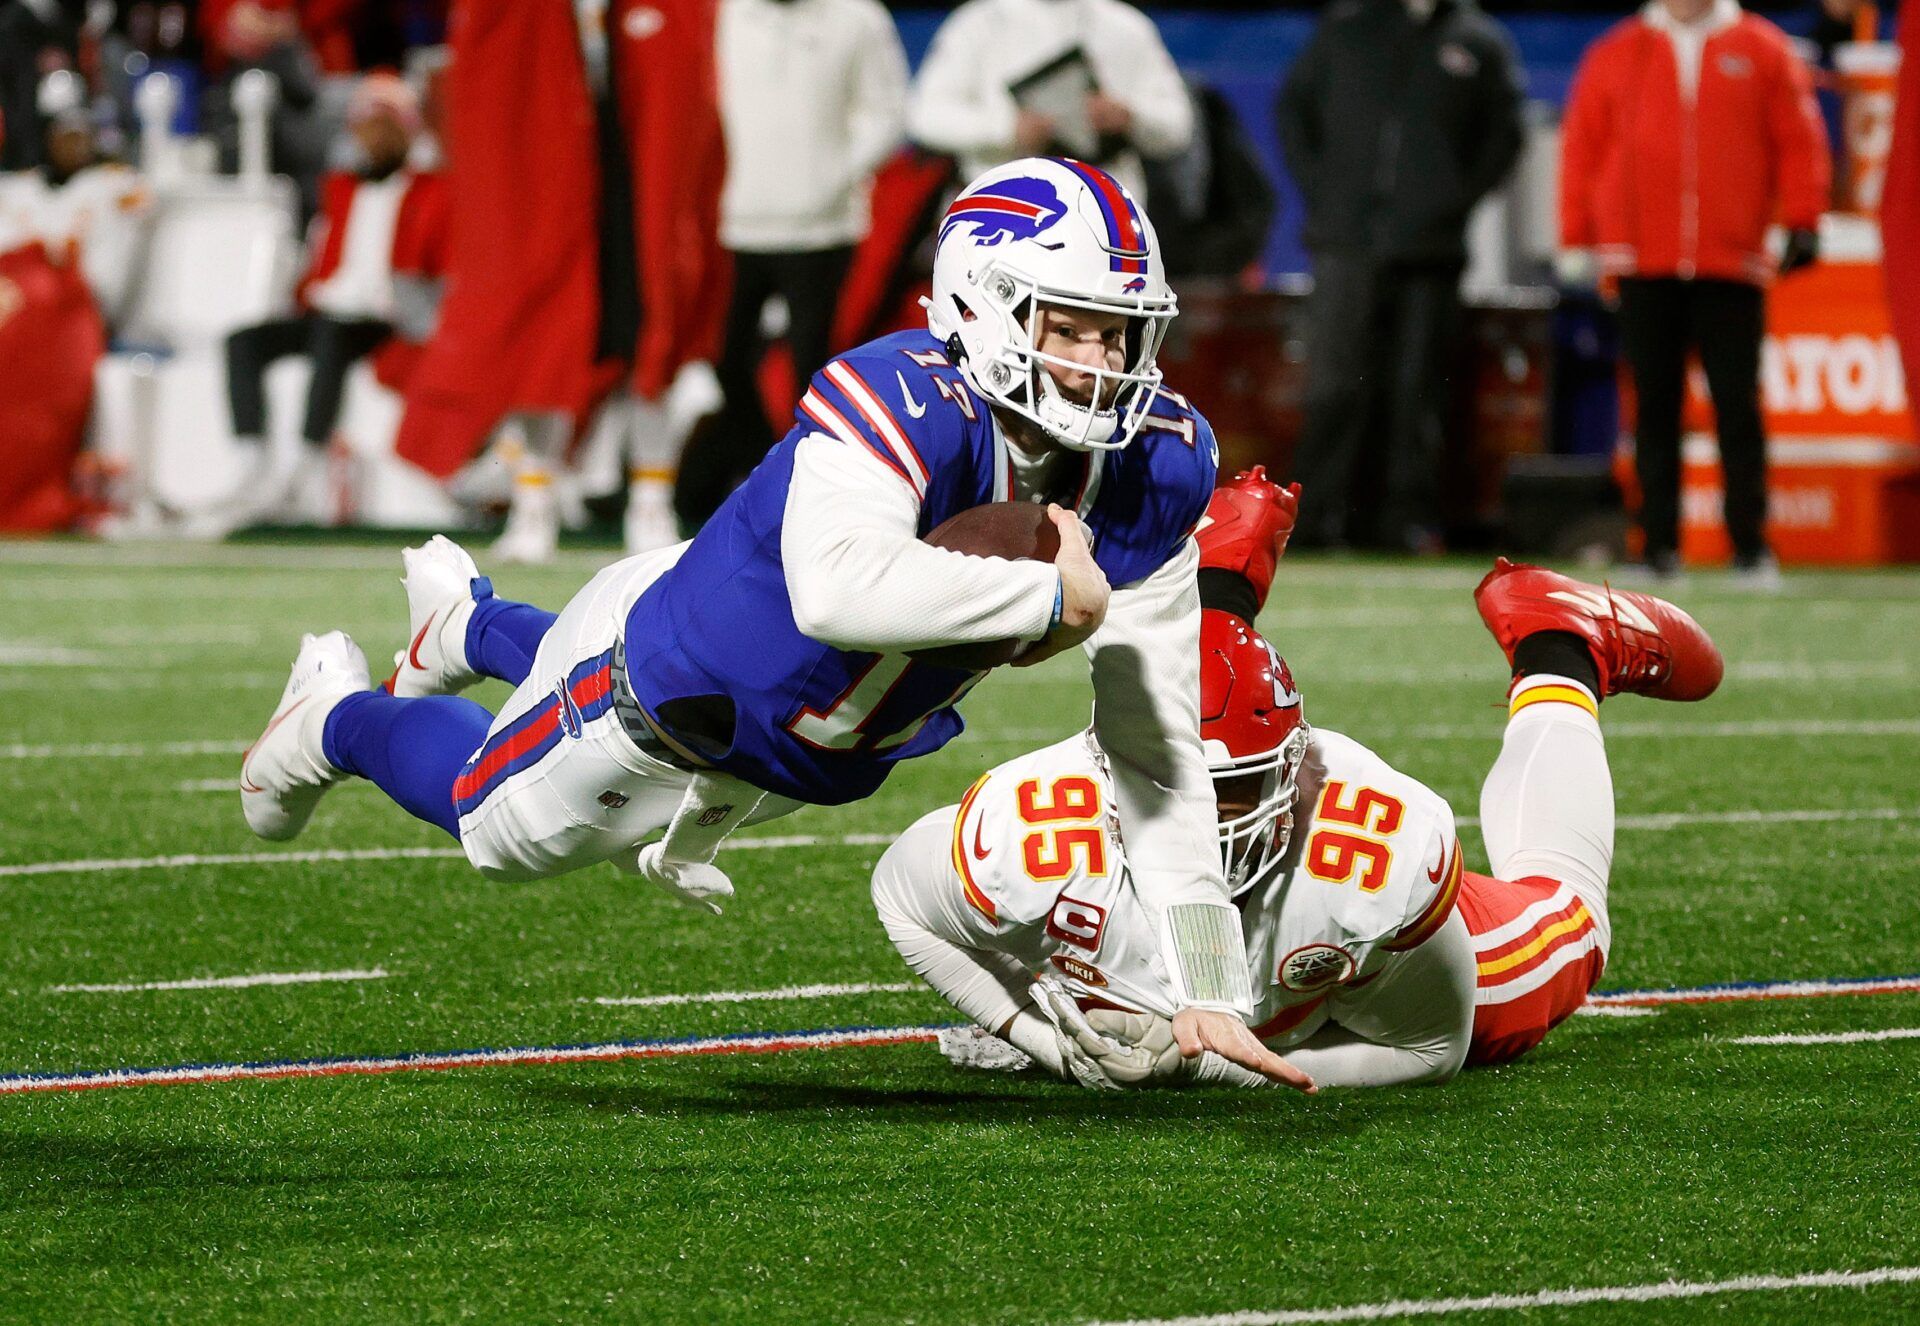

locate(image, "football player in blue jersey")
(237, 157), (1308, 1089)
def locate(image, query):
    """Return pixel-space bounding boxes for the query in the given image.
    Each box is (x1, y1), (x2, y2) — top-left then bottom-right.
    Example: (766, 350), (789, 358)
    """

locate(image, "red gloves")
(1196, 467), (1300, 614)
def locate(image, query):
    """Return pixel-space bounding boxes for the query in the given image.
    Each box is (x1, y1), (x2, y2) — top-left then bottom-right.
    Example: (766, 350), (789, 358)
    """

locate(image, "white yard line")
(51, 968), (387, 994)
(1605, 806), (1919, 831)
(1729, 1027), (1920, 1047)
(0, 832), (895, 878)
(0, 672), (282, 693)
(1590, 975), (1920, 1007)
(589, 980), (921, 1008)
(1399, 717), (1920, 741)
(1082, 1265), (1920, 1326)
(0, 846), (463, 878)
(1445, 807), (1918, 832)
(0, 1023), (944, 1094)
(1572, 1005), (1661, 1018)
(0, 811), (1910, 878)
(0, 643), (117, 667)
(725, 831), (894, 852)
(0, 739), (248, 761)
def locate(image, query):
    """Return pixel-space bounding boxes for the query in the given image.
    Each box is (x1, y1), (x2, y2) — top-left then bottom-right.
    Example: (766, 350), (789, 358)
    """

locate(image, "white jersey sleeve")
(780, 432), (1058, 653)
(1242, 728), (1465, 1045)
(1291, 909), (1475, 1087)
(1087, 537), (1252, 1015)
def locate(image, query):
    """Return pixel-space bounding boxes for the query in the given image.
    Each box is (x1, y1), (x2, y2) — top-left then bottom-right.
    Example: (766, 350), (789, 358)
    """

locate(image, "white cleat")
(241, 631), (370, 841)
(388, 535), (489, 698)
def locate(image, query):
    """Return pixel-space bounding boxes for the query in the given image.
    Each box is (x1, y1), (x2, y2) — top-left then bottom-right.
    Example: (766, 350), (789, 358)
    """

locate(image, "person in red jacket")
(217, 73), (447, 528)
(1559, 0), (1831, 584)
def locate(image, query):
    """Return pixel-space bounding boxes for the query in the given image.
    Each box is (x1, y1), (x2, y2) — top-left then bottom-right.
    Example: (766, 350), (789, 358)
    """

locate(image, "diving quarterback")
(868, 470), (1725, 1089)
(237, 158), (1305, 1089)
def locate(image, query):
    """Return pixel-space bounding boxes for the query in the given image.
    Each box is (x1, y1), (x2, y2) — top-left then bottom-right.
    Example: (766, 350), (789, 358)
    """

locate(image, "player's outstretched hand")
(1014, 505), (1110, 668)
(1171, 1007), (1317, 1095)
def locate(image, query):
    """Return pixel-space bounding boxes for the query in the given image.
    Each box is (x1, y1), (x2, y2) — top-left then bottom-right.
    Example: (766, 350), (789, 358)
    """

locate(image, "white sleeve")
(1087, 537), (1251, 1014)
(781, 432), (1058, 652)
(1294, 910), (1476, 1088)
(906, 10), (1017, 157)
(1099, 10), (1194, 160)
(847, 3), (910, 184)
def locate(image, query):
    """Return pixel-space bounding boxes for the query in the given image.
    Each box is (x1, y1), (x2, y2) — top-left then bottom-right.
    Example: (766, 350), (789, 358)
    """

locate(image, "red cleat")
(1474, 557), (1724, 701)
(1197, 467), (1301, 613)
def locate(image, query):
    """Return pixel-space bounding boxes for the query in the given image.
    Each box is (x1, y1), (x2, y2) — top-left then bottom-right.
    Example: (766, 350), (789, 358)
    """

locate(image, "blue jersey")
(621, 328), (1219, 806)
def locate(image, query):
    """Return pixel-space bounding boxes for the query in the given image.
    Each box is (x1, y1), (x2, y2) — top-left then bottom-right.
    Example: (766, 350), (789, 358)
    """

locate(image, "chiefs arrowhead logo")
(1277, 943), (1356, 994)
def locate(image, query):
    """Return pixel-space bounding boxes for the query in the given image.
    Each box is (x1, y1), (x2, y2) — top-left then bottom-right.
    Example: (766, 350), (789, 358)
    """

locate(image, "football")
(909, 502), (1063, 671)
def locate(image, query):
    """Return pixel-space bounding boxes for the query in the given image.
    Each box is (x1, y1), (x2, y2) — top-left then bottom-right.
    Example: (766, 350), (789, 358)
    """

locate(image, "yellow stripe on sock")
(629, 467), (676, 484)
(514, 471), (552, 489)
(1510, 683), (1598, 720)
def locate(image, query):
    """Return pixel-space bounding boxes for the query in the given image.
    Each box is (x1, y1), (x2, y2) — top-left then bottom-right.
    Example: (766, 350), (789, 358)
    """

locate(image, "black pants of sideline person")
(1615, 277), (1769, 565)
(226, 314), (393, 444)
(1289, 255), (1462, 550)
(677, 244), (853, 529)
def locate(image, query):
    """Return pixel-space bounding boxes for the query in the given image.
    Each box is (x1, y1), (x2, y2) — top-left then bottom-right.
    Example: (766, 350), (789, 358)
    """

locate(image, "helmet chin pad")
(1034, 364), (1120, 449)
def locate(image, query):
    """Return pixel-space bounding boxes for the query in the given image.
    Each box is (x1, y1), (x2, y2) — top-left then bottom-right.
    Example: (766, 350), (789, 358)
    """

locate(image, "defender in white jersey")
(870, 472), (1726, 1088)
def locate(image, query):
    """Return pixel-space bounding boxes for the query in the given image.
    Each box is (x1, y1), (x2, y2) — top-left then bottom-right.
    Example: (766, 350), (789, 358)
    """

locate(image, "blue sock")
(465, 587), (556, 687)
(322, 690), (493, 838)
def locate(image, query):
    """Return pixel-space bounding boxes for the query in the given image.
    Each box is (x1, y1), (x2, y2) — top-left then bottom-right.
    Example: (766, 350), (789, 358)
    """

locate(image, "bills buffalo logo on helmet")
(938, 177), (1067, 249)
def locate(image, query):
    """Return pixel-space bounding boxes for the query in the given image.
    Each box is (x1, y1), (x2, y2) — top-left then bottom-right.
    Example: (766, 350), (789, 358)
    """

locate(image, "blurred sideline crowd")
(1, 0), (1916, 578)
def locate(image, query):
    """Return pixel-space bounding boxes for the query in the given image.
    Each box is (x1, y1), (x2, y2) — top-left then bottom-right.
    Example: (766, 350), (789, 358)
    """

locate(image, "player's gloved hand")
(627, 842), (735, 915)
(1034, 980), (1176, 1089)
(1171, 1007), (1317, 1094)
(1014, 505), (1110, 669)
(1197, 467), (1302, 614)
(1082, 1007), (1190, 1084)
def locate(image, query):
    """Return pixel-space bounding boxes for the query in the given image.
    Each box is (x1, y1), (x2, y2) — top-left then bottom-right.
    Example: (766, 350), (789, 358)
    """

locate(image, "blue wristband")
(1050, 578), (1064, 631)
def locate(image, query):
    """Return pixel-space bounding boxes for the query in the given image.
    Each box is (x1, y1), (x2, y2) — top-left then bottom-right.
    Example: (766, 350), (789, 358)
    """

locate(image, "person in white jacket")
(907, 0), (1192, 207)
(684, 0), (909, 528)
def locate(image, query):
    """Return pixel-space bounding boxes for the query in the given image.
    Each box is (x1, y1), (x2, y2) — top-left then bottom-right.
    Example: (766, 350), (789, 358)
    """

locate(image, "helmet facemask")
(1211, 721), (1309, 899)
(957, 261), (1174, 452)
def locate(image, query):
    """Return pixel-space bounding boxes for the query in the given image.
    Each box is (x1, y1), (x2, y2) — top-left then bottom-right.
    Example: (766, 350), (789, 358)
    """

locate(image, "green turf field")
(0, 541), (1915, 1325)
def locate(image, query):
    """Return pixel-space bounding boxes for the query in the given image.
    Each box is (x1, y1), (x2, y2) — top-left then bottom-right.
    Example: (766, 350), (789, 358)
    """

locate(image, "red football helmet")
(1199, 608), (1308, 898)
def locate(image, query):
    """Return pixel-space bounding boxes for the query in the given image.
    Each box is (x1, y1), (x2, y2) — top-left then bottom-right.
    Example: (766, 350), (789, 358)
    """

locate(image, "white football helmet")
(926, 157), (1176, 451)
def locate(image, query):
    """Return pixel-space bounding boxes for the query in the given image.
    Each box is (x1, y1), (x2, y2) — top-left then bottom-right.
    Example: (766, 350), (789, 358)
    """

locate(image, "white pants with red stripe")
(1463, 677), (1613, 1064)
(456, 545), (797, 881)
